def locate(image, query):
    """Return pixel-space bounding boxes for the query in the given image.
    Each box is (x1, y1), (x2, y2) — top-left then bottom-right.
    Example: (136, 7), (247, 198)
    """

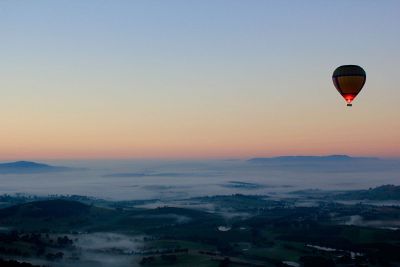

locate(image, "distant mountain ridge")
(248, 155), (379, 163)
(0, 161), (74, 174)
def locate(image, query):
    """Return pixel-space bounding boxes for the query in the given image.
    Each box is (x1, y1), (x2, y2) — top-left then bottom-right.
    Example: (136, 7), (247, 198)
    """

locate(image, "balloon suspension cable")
(347, 103), (352, 107)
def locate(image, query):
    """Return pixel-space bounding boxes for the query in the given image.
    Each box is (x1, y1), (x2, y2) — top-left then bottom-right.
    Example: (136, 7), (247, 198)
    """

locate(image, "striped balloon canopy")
(332, 65), (366, 107)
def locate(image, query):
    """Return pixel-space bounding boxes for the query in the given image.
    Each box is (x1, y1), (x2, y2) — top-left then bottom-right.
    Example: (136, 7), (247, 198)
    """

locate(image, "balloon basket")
(347, 103), (352, 107)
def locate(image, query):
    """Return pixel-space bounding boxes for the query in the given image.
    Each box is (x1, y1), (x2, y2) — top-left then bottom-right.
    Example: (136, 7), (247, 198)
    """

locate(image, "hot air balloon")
(332, 65), (366, 107)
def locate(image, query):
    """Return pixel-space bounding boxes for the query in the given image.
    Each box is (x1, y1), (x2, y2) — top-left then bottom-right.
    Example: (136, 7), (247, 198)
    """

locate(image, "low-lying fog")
(23, 232), (144, 267)
(0, 159), (399, 200)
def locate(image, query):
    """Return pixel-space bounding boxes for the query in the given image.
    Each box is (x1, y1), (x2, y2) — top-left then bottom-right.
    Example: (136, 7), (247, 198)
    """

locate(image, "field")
(0, 191), (400, 266)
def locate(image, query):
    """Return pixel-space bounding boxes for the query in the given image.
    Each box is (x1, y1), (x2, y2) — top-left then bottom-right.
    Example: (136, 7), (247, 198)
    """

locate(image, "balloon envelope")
(332, 65), (366, 105)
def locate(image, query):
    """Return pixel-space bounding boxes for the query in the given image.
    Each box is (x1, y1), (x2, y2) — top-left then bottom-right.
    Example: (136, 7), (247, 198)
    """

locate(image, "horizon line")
(0, 154), (399, 162)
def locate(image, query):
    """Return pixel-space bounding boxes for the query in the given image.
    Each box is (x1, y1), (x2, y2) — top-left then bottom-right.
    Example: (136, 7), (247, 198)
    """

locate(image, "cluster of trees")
(45, 252), (64, 261)
(0, 246), (30, 257)
(0, 231), (73, 247)
(0, 231), (70, 263)
(139, 254), (178, 265)
(56, 236), (73, 247)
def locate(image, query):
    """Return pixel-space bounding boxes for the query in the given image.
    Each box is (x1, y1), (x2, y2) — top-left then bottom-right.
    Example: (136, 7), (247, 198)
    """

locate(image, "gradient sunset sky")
(1, 1), (399, 160)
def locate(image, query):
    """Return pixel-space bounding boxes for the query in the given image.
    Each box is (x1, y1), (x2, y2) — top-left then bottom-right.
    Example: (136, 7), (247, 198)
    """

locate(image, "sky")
(0, 0), (399, 160)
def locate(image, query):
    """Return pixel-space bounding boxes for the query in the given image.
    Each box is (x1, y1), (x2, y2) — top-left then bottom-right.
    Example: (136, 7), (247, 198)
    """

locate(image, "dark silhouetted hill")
(0, 199), (116, 231)
(0, 161), (74, 174)
(0, 258), (43, 267)
(0, 199), (91, 218)
(337, 185), (400, 200)
(0, 199), (223, 233)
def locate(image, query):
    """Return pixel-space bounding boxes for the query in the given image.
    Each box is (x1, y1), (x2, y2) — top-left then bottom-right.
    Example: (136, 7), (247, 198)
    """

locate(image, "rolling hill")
(0, 161), (74, 174)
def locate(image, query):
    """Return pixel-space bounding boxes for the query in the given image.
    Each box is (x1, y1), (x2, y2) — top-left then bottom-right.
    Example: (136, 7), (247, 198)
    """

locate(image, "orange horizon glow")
(0, 142), (399, 161)
(1, 95), (399, 160)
